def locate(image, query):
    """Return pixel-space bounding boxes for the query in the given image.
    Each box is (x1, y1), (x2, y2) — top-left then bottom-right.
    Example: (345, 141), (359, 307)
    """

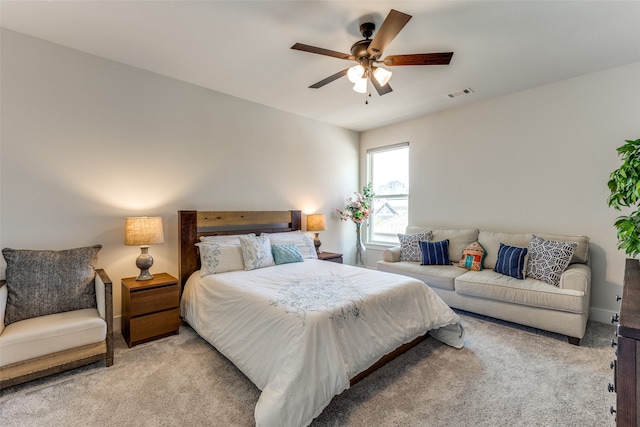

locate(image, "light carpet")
(0, 312), (617, 426)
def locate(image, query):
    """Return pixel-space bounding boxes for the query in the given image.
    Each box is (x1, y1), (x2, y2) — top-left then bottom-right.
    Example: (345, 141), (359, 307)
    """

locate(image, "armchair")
(0, 246), (113, 390)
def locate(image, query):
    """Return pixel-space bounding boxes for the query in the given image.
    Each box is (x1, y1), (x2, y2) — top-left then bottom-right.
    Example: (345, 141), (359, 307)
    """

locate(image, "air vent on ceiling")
(447, 87), (474, 99)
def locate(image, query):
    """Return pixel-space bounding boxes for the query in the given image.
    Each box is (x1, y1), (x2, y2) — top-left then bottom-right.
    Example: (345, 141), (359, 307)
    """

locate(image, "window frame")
(366, 142), (409, 244)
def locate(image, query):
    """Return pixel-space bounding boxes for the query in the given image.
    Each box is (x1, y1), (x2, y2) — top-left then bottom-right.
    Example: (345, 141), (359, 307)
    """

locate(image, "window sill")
(364, 242), (398, 251)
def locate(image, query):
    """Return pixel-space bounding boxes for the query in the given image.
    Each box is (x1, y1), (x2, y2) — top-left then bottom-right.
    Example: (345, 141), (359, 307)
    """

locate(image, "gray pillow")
(526, 236), (577, 287)
(3, 245), (101, 325)
(398, 232), (433, 262)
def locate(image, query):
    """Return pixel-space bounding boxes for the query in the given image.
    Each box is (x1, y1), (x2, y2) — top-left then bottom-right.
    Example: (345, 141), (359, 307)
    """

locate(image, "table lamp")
(125, 216), (164, 280)
(306, 214), (327, 254)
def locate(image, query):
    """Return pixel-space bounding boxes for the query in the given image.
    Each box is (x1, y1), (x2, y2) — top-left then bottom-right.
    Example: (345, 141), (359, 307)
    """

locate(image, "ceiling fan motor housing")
(351, 39), (372, 61)
(352, 22), (376, 62)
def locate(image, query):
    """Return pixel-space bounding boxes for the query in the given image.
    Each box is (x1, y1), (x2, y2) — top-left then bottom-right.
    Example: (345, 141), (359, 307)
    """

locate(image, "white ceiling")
(1, 1), (639, 132)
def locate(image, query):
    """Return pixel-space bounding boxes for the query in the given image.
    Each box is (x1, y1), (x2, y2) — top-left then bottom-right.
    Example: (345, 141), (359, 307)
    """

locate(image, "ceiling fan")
(291, 9), (454, 97)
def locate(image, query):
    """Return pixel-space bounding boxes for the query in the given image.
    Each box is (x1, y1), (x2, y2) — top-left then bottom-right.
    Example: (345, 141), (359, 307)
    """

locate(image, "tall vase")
(354, 222), (366, 267)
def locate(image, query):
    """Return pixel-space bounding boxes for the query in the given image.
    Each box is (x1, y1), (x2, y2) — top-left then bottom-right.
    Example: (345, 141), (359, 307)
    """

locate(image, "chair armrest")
(0, 280), (6, 335)
(383, 246), (402, 262)
(95, 269), (114, 366)
(95, 269), (112, 321)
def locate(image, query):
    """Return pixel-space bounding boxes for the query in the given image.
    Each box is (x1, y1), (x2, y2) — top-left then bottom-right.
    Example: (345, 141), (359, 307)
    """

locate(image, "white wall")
(361, 61), (640, 323)
(0, 29), (360, 327)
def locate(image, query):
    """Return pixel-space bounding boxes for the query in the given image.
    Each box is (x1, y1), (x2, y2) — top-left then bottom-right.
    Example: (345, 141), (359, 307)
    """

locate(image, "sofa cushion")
(455, 270), (586, 314)
(376, 261), (467, 291)
(3, 245), (101, 326)
(526, 235), (578, 286)
(398, 232), (432, 262)
(431, 229), (479, 264)
(405, 227), (479, 266)
(478, 231), (531, 270)
(536, 233), (589, 265)
(419, 240), (451, 265)
(0, 308), (106, 366)
(494, 244), (528, 280)
(459, 242), (487, 271)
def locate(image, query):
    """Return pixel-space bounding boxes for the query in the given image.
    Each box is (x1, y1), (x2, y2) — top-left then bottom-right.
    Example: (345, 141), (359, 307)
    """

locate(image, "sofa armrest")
(558, 264), (591, 294)
(0, 280), (6, 335)
(383, 246), (402, 262)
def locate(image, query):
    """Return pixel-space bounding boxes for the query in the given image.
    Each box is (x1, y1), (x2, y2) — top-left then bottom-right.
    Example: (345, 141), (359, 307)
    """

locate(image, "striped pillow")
(494, 243), (528, 279)
(419, 240), (451, 265)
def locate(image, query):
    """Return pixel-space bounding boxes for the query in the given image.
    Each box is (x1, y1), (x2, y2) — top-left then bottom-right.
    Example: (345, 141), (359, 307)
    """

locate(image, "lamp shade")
(125, 216), (165, 246)
(306, 214), (327, 232)
(373, 67), (392, 86)
(347, 65), (365, 84)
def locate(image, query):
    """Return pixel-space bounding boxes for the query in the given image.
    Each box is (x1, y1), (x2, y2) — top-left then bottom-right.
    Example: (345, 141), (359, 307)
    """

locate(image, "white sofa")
(377, 227), (590, 345)
(0, 269), (113, 389)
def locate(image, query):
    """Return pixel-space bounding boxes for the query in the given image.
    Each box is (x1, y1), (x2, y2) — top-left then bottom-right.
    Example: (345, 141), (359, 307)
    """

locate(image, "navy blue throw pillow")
(494, 243), (528, 280)
(419, 240), (450, 265)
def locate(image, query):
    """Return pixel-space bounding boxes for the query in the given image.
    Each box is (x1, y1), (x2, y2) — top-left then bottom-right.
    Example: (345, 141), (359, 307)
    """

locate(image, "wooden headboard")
(178, 210), (302, 287)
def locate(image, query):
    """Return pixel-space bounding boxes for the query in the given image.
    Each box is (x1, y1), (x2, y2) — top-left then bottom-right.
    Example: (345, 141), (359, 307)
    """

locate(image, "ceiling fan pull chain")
(365, 79), (370, 104)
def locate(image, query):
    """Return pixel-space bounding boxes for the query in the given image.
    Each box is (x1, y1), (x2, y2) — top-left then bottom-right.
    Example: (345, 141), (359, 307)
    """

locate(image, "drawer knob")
(611, 339), (617, 348)
(608, 383), (615, 393)
(611, 313), (619, 324)
(610, 406), (616, 415)
(610, 360), (616, 370)
(616, 294), (621, 302)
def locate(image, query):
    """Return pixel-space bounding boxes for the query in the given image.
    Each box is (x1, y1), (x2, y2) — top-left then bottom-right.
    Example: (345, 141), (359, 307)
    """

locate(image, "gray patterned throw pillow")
(398, 232), (433, 262)
(526, 235), (577, 287)
(3, 245), (101, 325)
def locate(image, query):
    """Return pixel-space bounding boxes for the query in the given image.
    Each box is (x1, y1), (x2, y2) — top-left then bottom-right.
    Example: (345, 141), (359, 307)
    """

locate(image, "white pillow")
(200, 233), (256, 244)
(264, 231), (318, 259)
(239, 235), (275, 270)
(196, 242), (245, 276)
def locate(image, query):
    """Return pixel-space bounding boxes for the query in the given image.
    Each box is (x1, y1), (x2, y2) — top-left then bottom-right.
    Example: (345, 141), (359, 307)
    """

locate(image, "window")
(367, 143), (409, 244)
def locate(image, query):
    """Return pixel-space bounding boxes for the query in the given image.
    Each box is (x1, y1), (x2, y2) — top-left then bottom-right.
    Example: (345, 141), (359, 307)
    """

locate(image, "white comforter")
(180, 259), (463, 427)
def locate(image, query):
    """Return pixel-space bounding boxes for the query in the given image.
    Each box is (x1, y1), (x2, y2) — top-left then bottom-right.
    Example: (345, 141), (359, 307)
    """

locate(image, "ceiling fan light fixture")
(353, 77), (368, 93)
(347, 65), (365, 84)
(373, 67), (392, 86)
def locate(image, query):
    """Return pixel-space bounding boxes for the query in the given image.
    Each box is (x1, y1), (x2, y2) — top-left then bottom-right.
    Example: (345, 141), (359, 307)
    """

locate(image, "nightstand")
(317, 251), (343, 264)
(121, 273), (180, 348)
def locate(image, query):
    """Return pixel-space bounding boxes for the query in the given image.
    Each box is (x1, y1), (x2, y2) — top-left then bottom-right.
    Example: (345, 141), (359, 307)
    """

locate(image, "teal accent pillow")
(272, 244), (304, 265)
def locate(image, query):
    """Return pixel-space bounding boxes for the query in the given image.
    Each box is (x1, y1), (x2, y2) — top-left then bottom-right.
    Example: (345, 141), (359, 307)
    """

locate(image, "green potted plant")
(608, 138), (640, 257)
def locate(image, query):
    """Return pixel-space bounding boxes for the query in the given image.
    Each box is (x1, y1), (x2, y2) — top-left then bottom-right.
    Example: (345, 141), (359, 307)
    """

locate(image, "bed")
(178, 210), (464, 427)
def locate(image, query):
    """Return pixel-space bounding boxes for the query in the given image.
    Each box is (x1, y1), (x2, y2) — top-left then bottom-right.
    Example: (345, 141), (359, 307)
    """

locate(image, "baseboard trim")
(590, 307), (617, 325)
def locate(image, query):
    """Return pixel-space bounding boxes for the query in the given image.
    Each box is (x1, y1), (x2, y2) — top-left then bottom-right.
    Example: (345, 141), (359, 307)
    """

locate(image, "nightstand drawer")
(121, 273), (180, 348)
(129, 283), (180, 317)
(129, 308), (180, 344)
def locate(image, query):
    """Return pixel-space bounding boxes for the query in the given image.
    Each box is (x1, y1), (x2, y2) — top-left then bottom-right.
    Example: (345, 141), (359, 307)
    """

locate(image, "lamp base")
(313, 232), (322, 254)
(135, 246), (155, 281)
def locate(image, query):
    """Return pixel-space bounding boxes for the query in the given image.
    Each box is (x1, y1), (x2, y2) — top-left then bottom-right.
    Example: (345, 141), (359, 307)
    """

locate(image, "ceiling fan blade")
(291, 43), (354, 61)
(309, 68), (349, 89)
(369, 71), (393, 96)
(367, 9), (412, 58)
(383, 52), (454, 66)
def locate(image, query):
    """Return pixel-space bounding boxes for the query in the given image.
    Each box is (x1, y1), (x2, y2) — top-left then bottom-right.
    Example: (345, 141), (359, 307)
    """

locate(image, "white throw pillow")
(264, 231), (318, 259)
(239, 235), (275, 270)
(196, 242), (245, 276)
